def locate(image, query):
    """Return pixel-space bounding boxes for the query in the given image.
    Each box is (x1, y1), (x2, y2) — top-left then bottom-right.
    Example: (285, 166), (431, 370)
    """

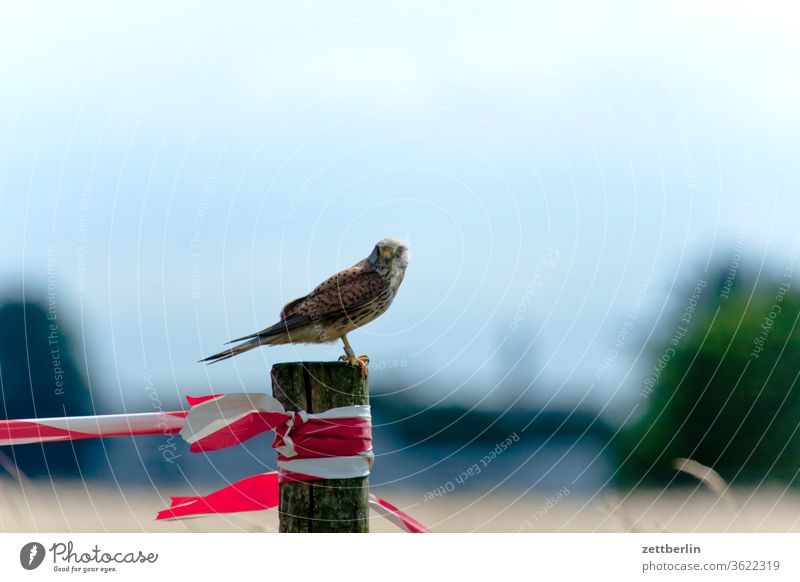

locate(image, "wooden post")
(271, 361), (369, 533)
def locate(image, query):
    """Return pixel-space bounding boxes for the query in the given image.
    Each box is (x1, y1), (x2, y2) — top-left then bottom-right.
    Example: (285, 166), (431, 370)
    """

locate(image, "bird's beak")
(381, 248), (395, 262)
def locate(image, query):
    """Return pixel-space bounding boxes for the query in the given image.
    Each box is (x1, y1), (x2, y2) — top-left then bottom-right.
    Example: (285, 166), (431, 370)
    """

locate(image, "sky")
(1, 1), (798, 416)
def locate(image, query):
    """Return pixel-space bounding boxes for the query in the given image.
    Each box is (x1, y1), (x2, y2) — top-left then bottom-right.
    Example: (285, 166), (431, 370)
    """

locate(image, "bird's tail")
(199, 337), (267, 364)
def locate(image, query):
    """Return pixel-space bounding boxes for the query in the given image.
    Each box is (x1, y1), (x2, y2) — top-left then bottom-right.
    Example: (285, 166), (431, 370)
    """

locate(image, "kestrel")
(200, 237), (409, 373)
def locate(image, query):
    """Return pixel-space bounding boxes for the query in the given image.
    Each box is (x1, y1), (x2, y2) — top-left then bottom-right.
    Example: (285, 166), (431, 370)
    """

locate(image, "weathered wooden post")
(271, 361), (369, 533)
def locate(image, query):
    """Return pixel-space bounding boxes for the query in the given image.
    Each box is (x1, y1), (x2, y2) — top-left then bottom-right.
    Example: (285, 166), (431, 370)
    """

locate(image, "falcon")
(200, 237), (409, 373)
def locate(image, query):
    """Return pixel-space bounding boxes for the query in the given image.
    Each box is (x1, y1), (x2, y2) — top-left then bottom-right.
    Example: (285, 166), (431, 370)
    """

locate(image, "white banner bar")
(1, 533), (798, 581)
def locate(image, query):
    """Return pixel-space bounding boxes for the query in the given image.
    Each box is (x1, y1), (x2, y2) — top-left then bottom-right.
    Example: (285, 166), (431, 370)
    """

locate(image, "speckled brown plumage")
(201, 238), (409, 364)
(280, 259), (388, 320)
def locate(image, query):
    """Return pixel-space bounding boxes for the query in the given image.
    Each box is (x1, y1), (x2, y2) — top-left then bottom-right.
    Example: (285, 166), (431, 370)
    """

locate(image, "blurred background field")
(2, 2), (800, 532)
(6, 483), (800, 533)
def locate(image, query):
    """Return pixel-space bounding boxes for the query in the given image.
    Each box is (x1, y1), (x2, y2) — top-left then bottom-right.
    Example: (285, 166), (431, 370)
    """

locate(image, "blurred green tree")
(0, 298), (99, 478)
(615, 259), (800, 486)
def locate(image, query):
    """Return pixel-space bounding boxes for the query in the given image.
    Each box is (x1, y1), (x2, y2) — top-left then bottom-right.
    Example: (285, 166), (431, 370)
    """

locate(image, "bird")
(200, 237), (409, 375)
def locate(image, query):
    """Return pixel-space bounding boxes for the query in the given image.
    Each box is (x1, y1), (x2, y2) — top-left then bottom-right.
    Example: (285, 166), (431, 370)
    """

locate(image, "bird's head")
(369, 237), (410, 271)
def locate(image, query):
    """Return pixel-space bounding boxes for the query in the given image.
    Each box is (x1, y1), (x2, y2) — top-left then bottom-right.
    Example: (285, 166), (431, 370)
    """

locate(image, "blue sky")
(1, 2), (798, 414)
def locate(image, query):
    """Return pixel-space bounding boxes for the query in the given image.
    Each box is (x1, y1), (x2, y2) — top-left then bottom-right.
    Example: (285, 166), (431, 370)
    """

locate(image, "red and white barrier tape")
(0, 411), (186, 446)
(0, 393), (430, 533)
(180, 393), (374, 481)
(156, 472), (430, 533)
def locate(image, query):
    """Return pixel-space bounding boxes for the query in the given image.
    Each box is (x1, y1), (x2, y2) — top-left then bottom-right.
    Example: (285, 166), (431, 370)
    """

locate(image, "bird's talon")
(339, 354), (370, 377)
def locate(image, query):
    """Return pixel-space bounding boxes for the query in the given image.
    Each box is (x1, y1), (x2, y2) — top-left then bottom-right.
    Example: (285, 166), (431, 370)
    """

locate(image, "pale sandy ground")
(3, 482), (800, 533)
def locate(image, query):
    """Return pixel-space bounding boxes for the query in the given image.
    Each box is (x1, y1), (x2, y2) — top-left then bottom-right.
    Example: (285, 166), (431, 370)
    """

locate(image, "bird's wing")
(279, 295), (308, 319)
(297, 259), (389, 318)
(224, 313), (312, 344)
(225, 260), (387, 344)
